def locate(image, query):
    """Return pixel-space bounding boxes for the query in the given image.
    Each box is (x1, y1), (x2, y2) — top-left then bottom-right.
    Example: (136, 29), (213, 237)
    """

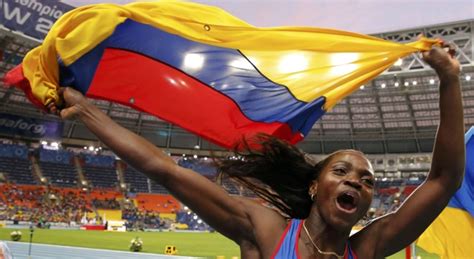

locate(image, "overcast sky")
(64, 0), (474, 34)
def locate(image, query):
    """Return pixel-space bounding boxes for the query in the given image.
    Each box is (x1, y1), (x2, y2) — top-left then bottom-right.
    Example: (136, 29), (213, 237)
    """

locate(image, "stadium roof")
(65, 0), (474, 34)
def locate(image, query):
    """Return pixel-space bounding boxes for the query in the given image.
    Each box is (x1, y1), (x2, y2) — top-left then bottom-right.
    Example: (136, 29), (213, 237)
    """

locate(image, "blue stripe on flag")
(448, 126), (474, 217)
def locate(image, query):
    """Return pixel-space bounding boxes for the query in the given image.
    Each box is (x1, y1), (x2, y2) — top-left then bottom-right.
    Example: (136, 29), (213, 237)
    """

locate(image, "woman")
(49, 45), (463, 258)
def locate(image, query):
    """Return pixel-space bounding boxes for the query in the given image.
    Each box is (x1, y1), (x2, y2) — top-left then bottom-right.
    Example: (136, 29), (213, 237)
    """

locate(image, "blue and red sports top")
(271, 219), (358, 259)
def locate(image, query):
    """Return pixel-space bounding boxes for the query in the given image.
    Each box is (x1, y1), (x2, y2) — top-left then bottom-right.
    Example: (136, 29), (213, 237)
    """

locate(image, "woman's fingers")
(58, 87), (66, 97)
(46, 102), (58, 115)
(59, 106), (79, 120)
(45, 87), (71, 117)
(59, 108), (71, 119)
(421, 50), (429, 60)
(439, 41), (456, 57)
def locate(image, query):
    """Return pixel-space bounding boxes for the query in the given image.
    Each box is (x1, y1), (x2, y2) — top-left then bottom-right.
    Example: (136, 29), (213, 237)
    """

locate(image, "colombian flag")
(4, 1), (441, 148)
(417, 126), (474, 259)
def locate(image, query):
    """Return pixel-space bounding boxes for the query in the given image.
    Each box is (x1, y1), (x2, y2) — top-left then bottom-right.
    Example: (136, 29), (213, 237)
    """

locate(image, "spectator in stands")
(51, 45), (464, 257)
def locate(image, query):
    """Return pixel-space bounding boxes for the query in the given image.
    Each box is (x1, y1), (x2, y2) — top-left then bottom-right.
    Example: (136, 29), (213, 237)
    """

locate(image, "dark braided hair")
(216, 134), (341, 219)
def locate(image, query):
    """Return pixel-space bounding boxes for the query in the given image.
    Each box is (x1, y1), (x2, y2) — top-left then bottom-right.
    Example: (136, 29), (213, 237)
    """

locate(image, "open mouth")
(336, 191), (358, 213)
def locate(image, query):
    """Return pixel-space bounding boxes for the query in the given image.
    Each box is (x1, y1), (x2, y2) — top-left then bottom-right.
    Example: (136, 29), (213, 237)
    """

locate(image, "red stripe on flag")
(3, 64), (46, 110)
(87, 48), (303, 148)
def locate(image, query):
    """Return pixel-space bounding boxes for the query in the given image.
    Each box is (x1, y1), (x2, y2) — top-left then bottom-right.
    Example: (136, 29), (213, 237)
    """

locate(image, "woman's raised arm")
(52, 87), (257, 244)
(353, 46), (465, 257)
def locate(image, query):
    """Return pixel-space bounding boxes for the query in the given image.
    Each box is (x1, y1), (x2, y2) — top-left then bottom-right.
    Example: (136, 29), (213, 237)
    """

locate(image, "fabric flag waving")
(4, 1), (441, 148)
(417, 126), (474, 259)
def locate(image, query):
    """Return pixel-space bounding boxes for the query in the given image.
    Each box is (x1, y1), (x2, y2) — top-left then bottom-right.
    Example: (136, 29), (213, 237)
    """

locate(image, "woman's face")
(311, 151), (375, 231)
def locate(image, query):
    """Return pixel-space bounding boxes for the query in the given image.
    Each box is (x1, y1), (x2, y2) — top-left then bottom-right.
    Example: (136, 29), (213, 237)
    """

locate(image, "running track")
(4, 241), (203, 259)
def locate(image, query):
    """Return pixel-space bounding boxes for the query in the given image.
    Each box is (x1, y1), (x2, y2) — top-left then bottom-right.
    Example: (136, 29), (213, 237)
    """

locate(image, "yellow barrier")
(160, 213), (176, 221)
(164, 245), (177, 255)
(97, 209), (122, 221)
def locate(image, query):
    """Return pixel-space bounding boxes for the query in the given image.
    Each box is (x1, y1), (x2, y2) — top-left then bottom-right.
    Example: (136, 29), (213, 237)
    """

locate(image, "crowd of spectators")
(0, 184), (181, 231)
(122, 208), (168, 230)
(0, 184), (91, 226)
(91, 198), (120, 210)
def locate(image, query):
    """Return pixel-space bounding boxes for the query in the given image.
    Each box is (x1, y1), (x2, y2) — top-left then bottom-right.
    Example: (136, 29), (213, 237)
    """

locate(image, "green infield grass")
(0, 228), (438, 258)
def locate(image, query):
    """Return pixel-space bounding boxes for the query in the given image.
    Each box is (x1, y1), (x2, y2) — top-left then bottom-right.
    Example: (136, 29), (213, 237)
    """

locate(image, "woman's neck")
(303, 210), (351, 256)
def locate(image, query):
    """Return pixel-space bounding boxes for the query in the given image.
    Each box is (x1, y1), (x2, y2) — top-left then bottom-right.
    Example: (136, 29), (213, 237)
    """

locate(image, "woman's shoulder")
(235, 197), (290, 251)
(236, 197), (290, 225)
(349, 219), (388, 259)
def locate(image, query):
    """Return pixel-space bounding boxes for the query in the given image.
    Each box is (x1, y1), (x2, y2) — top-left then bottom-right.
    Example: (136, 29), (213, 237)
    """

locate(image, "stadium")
(0, 0), (473, 258)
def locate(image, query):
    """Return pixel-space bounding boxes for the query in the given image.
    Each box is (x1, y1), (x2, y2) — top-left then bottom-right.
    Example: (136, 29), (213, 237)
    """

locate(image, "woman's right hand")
(47, 87), (88, 119)
(421, 44), (460, 80)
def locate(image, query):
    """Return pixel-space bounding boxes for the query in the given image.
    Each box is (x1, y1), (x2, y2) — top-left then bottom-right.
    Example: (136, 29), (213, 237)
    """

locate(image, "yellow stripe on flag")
(417, 207), (474, 259)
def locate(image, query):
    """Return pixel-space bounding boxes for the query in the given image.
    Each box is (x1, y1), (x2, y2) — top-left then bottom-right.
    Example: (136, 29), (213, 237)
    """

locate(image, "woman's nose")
(344, 179), (362, 190)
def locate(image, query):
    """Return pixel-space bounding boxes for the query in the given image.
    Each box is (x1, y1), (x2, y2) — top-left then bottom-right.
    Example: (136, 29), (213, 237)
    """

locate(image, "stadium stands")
(134, 193), (180, 213)
(0, 157), (34, 185)
(39, 161), (78, 187)
(177, 158), (216, 177)
(0, 144), (35, 185)
(176, 209), (211, 231)
(123, 164), (149, 193)
(149, 181), (169, 194)
(80, 154), (119, 188)
(0, 184), (90, 224)
(0, 144), (28, 160)
(0, 144), (432, 232)
(82, 165), (118, 189)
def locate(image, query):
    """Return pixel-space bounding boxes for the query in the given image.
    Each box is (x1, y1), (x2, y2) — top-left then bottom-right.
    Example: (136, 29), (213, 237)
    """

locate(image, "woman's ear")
(308, 181), (318, 200)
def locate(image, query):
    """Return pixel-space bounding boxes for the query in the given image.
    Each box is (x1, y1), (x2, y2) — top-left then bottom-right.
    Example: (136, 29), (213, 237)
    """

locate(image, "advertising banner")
(0, 113), (63, 138)
(0, 0), (74, 40)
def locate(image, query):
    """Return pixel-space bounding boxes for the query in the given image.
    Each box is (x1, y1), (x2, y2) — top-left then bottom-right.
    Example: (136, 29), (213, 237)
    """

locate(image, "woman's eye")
(362, 178), (374, 186)
(334, 168), (347, 175)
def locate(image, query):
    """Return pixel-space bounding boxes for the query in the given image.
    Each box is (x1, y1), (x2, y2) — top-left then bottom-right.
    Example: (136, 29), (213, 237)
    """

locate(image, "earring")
(310, 193), (315, 201)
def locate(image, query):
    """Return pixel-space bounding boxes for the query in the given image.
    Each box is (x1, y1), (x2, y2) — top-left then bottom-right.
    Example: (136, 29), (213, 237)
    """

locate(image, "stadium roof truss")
(0, 20), (473, 155)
